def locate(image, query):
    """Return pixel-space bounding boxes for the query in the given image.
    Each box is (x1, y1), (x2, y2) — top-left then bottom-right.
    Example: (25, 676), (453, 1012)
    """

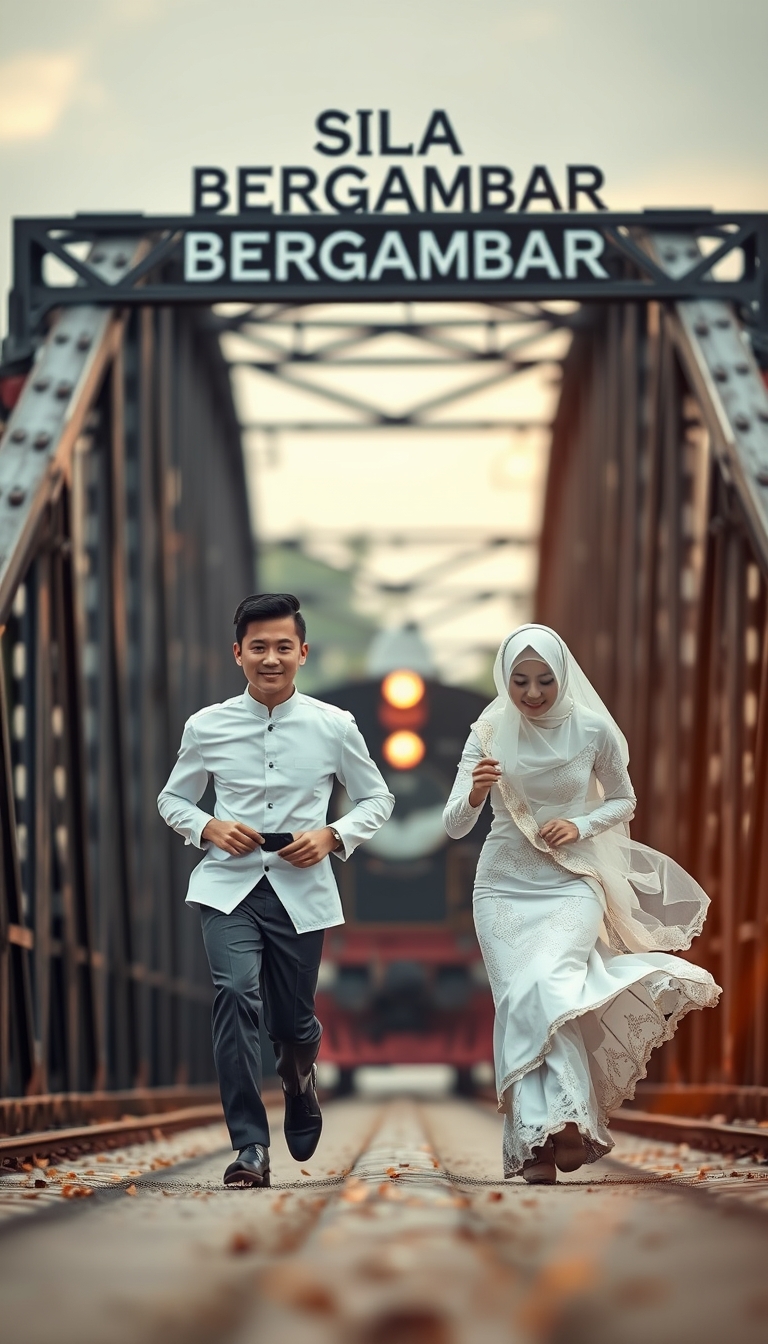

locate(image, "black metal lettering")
(379, 111), (414, 156)
(424, 166), (471, 211)
(193, 167), (230, 214)
(567, 165), (608, 211)
(314, 110), (352, 157)
(374, 168), (420, 213)
(417, 110), (463, 156)
(480, 167), (515, 212)
(357, 110), (373, 156)
(237, 168), (274, 214)
(519, 166), (563, 212)
(325, 168), (369, 213)
(280, 168), (321, 214)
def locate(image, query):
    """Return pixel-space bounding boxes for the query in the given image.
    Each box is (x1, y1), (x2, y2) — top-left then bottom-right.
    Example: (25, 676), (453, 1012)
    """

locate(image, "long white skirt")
(473, 880), (721, 1176)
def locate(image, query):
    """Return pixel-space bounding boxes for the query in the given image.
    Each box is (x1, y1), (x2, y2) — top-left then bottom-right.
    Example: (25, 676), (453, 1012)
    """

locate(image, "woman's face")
(508, 659), (558, 717)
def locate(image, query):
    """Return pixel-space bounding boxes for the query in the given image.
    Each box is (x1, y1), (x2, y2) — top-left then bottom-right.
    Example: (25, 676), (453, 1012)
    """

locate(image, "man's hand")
(202, 819), (263, 856)
(539, 819), (579, 848)
(278, 828), (338, 868)
(469, 757), (502, 808)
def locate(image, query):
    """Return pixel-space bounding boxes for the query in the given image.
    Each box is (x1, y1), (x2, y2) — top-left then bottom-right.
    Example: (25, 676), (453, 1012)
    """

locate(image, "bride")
(443, 624), (720, 1184)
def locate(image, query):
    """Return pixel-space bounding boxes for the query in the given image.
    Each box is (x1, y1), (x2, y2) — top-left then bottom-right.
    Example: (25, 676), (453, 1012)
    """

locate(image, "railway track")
(4, 1087), (768, 1167)
(1, 1094), (767, 1344)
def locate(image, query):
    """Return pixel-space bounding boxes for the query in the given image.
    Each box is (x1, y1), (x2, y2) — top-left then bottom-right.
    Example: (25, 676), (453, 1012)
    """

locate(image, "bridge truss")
(0, 255), (254, 1102)
(2, 211), (768, 1108)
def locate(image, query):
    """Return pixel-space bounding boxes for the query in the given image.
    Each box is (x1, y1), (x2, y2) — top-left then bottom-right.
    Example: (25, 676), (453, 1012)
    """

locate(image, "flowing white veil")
(473, 624), (710, 954)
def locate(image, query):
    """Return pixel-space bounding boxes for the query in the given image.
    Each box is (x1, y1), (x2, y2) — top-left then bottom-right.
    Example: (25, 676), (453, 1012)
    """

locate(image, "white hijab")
(473, 624), (709, 955)
(477, 623), (628, 785)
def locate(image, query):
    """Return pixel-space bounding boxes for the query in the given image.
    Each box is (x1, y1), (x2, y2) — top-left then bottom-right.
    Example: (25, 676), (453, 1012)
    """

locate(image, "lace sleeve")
(573, 728), (636, 840)
(443, 730), (486, 839)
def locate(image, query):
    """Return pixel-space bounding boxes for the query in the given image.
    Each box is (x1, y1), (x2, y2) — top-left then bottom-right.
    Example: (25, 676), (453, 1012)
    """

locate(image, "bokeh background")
(2, 0), (767, 692)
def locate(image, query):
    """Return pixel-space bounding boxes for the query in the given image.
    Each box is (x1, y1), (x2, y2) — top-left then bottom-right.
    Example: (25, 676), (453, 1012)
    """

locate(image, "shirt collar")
(242, 686), (300, 721)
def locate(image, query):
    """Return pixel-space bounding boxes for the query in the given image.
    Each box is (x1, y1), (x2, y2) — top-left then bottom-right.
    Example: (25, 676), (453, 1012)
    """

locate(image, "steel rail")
(611, 1108), (768, 1158)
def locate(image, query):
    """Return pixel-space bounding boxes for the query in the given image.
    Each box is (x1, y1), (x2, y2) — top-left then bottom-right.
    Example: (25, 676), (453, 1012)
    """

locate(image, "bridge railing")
(0, 271), (254, 1102)
(537, 252), (768, 1090)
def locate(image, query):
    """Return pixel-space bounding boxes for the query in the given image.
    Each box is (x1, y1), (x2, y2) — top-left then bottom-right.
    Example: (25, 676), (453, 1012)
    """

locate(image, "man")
(158, 592), (394, 1187)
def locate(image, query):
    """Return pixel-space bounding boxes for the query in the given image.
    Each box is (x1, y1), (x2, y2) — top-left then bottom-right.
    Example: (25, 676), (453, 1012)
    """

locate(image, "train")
(316, 662), (494, 1093)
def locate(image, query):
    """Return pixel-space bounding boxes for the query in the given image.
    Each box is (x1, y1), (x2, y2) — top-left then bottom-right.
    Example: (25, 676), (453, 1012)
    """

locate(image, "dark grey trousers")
(200, 879), (324, 1150)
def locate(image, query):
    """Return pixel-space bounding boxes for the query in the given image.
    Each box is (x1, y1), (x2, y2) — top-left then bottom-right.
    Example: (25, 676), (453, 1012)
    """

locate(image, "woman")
(443, 624), (720, 1184)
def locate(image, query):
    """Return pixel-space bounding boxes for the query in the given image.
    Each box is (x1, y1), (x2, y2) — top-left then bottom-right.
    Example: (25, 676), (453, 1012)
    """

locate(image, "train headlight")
(383, 729), (426, 770)
(381, 669), (425, 710)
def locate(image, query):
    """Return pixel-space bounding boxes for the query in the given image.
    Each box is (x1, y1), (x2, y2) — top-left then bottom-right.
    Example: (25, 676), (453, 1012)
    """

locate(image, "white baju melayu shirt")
(157, 687), (394, 932)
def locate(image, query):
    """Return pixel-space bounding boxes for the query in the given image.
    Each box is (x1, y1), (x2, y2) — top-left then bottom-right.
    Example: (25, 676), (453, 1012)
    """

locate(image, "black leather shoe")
(284, 1064), (323, 1162)
(223, 1143), (271, 1187)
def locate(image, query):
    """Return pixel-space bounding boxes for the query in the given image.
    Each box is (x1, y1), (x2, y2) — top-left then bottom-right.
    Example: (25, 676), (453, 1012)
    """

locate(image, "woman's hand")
(469, 757), (502, 808)
(539, 819), (579, 848)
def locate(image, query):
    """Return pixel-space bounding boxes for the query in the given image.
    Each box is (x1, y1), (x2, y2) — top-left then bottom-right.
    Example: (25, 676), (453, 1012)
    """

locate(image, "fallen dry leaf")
(341, 1181), (368, 1204)
(21, 1163), (33, 1172)
(61, 1185), (93, 1199)
(96, 1156), (108, 1164)
(21, 1192), (39, 1200)
(125, 1184), (137, 1196)
(301, 1169), (312, 1177)
(228, 1232), (255, 1254)
(385, 1167), (401, 1179)
(35, 1157), (49, 1169)
(488, 1191), (503, 1202)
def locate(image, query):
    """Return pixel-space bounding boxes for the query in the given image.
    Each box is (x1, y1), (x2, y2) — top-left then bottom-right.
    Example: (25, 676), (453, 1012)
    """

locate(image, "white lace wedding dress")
(444, 719), (720, 1176)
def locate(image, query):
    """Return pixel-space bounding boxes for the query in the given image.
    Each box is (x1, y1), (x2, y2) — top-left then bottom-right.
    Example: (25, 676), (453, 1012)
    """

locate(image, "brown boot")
(522, 1136), (557, 1184)
(552, 1123), (587, 1173)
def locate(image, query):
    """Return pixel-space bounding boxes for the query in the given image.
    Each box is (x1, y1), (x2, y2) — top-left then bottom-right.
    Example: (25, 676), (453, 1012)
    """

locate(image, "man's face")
(234, 617), (308, 699)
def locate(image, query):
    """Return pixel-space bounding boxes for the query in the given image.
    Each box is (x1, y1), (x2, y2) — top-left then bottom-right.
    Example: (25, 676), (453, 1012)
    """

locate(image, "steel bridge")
(1, 211), (768, 1126)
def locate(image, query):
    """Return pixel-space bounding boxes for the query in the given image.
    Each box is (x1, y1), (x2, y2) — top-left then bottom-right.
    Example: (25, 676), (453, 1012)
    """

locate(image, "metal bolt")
(54, 332), (69, 344)
(686, 246), (698, 259)
(76, 333), (92, 351)
(694, 321), (710, 336)
(735, 413), (751, 432)
(715, 317), (731, 328)
(92, 251), (105, 263)
(8, 487), (26, 506)
(34, 432), (51, 450)
(55, 381), (73, 400)
(735, 362), (750, 375)
(33, 377), (50, 393)
(713, 366), (729, 382)
(10, 428), (27, 443)
(663, 248), (677, 261)
(114, 254), (128, 268)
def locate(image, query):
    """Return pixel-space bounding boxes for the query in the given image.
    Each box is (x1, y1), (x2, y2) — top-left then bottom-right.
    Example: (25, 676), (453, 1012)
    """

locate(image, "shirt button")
(269, 762), (274, 768)
(268, 803), (274, 809)
(264, 865), (270, 872)
(268, 724), (274, 732)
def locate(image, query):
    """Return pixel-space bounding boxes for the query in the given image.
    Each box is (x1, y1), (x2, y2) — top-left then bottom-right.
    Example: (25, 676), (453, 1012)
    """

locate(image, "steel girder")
(536, 252), (768, 1089)
(0, 292), (254, 1098)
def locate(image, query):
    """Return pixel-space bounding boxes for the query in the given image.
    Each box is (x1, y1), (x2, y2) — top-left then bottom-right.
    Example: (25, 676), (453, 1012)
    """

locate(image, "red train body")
(316, 674), (494, 1083)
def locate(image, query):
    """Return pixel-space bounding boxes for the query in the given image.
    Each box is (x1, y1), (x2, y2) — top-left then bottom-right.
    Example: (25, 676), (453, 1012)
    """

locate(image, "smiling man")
(158, 593), (394, 1187)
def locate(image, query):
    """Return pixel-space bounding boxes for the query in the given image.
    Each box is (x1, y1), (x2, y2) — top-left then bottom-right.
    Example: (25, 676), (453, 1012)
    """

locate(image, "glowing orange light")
(383, 730), (426, 770)
(381, 669), (425, 710)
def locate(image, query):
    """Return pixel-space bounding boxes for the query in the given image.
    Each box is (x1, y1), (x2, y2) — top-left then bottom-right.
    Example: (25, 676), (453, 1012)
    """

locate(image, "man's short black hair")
(234, 593), (306, 646)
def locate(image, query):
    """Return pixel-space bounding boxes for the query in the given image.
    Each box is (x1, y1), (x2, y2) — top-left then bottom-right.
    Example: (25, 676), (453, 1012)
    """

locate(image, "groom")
(158, 592), (393, 1186)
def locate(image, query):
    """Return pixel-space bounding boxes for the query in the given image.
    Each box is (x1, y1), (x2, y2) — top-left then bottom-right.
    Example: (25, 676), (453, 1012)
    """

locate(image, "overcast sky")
(2, 0), (767, 676)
